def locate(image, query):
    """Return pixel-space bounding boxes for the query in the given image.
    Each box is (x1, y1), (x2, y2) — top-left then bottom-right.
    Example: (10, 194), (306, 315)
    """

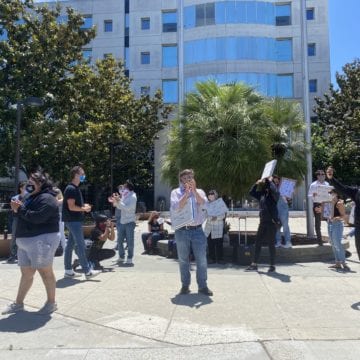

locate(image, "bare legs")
(15, 265), (56, 305)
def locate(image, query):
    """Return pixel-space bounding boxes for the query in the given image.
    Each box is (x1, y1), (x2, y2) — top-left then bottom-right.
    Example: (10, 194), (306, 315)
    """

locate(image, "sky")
(329, 0), (360, 85)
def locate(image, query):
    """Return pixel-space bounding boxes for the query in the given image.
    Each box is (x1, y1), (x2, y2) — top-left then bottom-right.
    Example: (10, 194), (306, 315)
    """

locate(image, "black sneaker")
(342, 264), (351, 272)
(179, 286), (190, 295)
(198, 287), (213, 296)
(245, 264), (258, 271)
(268, 265), (276, 273)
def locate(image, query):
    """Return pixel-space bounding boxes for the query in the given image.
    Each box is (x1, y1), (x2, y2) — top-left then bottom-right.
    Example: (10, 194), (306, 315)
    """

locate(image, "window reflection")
(162, 11), (177, 32)
(185, 73), (293, 98)
(162, 45), (178, 67)
(162, 80), (178, 103)
(184, 37), (292, 64)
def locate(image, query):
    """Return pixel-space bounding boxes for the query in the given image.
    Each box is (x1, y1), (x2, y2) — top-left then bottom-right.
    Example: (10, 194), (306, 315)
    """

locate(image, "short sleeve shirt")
(62, 183), (84, 222)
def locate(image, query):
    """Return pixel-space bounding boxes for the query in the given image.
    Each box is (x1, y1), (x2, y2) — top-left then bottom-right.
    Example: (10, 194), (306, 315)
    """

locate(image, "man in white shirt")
(170, 169), (213, 296)
(308, 169), (329, 245)
(111, 180), (137, 265)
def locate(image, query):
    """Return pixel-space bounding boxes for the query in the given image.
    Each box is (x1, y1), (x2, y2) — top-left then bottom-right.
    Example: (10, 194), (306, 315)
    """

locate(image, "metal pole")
(110, 143), (114, 194)
(300, 0), (314, 237)
(14, 101), (22, 194)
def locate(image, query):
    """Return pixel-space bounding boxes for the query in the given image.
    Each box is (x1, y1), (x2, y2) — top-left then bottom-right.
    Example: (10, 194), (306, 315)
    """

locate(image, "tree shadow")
(170, 293), (213, 308)
(0, 311), (51, 333)
(258, 270), (291, 283)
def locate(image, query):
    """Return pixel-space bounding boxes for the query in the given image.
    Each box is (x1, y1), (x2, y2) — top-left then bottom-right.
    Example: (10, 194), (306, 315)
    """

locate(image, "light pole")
(14, 96), (44, 193)
(300, 0), (315, 237)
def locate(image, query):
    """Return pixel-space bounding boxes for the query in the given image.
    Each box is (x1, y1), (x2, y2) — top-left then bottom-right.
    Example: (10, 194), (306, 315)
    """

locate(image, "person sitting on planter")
(141, 211), (165, 255)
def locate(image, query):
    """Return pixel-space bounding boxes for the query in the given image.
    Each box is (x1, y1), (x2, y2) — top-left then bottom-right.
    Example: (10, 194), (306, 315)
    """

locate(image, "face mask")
(25, 184), (35, 193)
(79, 175), (86, 183)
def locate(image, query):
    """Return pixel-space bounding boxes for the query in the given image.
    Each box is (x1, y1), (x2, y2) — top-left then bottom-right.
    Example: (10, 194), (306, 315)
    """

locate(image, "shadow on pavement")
(258, 271), (291, 283)
(56, 277), (100, 288)
(351, 302), (360, 311)
(171, 293), (213, 308)
(0, 311), (51, 333)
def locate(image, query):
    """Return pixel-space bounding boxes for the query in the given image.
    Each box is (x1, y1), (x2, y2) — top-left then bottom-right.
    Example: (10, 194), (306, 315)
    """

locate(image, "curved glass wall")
(185, 73), (293, 98)
(185, 37), (292, 64)
(184, 1), (277, 28)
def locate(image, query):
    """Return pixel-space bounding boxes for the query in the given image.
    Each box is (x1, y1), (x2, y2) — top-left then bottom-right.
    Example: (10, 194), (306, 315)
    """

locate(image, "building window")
(104, 53), (112, 59)
(141, 86), (150, 96)
(195, 3), (215, 27)
(308, 43), (316, 56)
(276, 38), (292, 61)
(277, 74), (293, 98)
(162, 45), (178, 68)
(82, 48), (92, 62)
(162, 80), (178, 103)
(141, 17), (150, 30)
(275, 4), (291, 26)
(309, 79), (317, 93)
(81, 15), (92, 29)
(162, 11), (177, 32)
(141, 52), (150, 65)
(306, 8), (315, 20)
(104, 20), (113, 32)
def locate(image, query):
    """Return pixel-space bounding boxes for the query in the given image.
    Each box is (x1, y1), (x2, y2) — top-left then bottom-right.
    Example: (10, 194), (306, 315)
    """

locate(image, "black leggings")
(89, 248), (116, 263)
(207, 236), (224, 261)
(253, 222), (277, 266)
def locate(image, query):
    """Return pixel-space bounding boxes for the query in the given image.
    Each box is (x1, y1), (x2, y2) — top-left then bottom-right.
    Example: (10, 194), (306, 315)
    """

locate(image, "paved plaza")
(1, 214), (360, 360)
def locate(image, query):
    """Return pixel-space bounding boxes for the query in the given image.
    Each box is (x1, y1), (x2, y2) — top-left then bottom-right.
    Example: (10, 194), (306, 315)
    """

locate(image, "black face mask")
(25, 184), (35, 193)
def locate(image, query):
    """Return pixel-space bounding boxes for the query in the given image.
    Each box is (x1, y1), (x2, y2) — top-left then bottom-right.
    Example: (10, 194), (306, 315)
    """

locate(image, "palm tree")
(261, 97), (307, 180)
(162, 82), (307, 199)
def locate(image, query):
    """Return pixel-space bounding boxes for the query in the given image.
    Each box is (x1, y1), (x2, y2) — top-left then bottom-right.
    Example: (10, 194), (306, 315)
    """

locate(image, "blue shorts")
(16, 233), (60, 268)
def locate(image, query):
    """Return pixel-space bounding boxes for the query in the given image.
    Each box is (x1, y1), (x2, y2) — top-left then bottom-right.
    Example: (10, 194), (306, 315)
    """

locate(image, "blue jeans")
(328, 221), (345, 262)
(115, 216), (122, 248)
(117, 222), (135, 259)
(275, 198), (291, 245)
(175, 227), (208, 289)
(141, 232), (164, 250)
(64, 222), (90, 273)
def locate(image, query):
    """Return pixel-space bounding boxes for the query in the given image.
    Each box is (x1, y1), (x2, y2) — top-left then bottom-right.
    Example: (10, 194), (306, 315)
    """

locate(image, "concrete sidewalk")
(1, 217), (360, 360)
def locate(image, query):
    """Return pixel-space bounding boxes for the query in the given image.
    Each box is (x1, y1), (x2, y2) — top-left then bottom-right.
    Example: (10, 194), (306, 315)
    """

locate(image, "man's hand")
(83, 203), (92, 213)
(10, 199), (22, 213)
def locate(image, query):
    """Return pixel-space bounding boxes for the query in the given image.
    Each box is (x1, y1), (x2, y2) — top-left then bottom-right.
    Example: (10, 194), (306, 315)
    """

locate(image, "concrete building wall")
(39, 0), (330, 210)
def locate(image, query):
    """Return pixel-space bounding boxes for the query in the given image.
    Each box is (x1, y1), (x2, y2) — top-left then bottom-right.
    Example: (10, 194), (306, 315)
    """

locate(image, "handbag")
(55, 243), (64, 257)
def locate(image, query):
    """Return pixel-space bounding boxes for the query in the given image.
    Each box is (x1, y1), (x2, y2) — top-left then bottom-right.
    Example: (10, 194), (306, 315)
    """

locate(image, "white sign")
(204, 198), (229, 217)
(313, 184), (333, 203)
(170, 199), (195, 230)
(279, 178), (297, 198)
(261, 160), (277, 180)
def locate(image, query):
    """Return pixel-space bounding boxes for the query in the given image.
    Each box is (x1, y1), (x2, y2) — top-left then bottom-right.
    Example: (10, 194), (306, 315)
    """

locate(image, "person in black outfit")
(326, 166), (360, 260)
(88, 214), (116, 270)
(246, 177), (280, 272)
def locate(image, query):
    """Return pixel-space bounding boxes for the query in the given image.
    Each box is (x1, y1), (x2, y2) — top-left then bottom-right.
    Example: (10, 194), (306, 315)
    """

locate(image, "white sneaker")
(282, 243), (292, 249)
(125, 258), (133, 265)
(37, 302), (57, 315)
(85, 269), (101, 280)
(2, 302), (24, 315)
(64, 270), (82, 278)
(275, 243), (282, 248)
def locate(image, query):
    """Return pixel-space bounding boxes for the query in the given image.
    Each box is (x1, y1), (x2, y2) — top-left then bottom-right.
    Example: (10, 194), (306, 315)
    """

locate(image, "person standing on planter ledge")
(308, 169), (329, 246)
(326, 166), (360, 260)
(246, 177), (280, 273)
(63, 166), (100, 280)
(110, 180), (137, 266)
(170, 169), (213, 296)
(2, 170), (60, 315)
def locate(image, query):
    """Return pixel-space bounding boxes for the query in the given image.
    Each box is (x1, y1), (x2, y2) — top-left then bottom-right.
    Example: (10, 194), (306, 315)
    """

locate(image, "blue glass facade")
(184, 1), (276, 28)
(184, 37), (292, 64)
(162, 45), (178, 68)
(162, 80), (178, 103)
(185, 73), (293, 98)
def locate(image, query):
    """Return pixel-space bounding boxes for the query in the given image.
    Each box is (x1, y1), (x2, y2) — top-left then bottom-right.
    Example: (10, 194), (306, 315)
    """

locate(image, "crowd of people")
(1, 164), (359, 315)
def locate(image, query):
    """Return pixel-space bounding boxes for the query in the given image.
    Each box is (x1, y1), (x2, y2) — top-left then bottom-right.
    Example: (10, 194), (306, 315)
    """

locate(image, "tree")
(0, 1), (172, 208)
(162, 81), (306, 199)
(313, 59), (360, 184)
